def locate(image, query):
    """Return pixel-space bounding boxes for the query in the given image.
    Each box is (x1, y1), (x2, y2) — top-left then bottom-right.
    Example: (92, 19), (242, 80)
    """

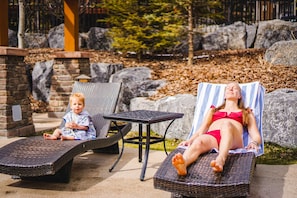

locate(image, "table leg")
(138, 123), (143, 162)
(140, 124), (151, 181)
(163, 119), (176, 155)
(109, 121), (125, 172)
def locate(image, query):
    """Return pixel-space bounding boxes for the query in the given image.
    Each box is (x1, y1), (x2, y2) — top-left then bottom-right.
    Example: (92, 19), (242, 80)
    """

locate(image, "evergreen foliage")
(101, 0), (183, 59)
(100, 0), (223, 60)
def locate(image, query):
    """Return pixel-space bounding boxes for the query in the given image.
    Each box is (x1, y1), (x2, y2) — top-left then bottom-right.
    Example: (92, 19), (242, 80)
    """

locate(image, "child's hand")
(65, 122), (77, 129)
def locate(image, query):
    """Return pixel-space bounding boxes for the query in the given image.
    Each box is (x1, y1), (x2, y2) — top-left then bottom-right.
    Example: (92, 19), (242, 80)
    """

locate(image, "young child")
(43, 92), (96, 141)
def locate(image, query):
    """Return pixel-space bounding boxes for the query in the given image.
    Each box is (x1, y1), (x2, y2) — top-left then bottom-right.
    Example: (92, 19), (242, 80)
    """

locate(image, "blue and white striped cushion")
(188, 82), (265, 156)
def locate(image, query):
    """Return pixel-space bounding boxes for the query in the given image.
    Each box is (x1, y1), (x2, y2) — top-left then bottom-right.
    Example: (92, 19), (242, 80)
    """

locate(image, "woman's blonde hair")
(69, 92), (85, 106)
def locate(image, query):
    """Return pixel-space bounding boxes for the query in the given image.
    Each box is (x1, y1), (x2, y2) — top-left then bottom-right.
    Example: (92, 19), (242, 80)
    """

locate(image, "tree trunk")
(18, 0), (25, 48)
(187, 3), (193, 66)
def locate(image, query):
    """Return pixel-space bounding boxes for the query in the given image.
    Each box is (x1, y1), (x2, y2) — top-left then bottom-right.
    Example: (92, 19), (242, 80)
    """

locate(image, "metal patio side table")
(103, 110), (184, 181)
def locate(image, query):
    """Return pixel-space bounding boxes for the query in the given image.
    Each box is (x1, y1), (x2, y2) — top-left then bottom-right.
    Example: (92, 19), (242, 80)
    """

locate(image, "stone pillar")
(0, 47), (35, 137)
(48, 51), (92, 118)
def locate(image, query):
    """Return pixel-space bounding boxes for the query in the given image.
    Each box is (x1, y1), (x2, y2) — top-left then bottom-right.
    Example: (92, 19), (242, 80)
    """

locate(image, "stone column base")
(0, 47), (34, 137)
(48, 51), (92, 118)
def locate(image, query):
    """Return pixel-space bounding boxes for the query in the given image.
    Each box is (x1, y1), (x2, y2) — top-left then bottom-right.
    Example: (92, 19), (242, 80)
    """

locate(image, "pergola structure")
(0, 0), (8, 46)
(0, 0), (80, 51)
(0, 0), (88, 136)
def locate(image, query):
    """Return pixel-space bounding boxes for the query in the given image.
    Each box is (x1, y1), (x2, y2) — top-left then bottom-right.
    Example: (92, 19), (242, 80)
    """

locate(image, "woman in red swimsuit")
(172, 82), (261, 175)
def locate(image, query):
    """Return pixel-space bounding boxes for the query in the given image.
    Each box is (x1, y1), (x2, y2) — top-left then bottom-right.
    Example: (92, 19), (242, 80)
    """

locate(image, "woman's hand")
(179, 140), (192, 147)
(246, 141), (259, 151)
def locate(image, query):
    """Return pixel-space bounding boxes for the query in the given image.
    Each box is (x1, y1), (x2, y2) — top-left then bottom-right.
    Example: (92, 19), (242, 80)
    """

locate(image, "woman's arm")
(194, 108), (214, 137)
(180, 108), (213, 146)
(246, 111), (261, 149)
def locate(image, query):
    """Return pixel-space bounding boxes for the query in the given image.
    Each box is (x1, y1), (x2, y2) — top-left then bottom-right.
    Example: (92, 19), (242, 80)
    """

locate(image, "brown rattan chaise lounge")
(0, 82), (131, 182)
(154, 82), (265, 198)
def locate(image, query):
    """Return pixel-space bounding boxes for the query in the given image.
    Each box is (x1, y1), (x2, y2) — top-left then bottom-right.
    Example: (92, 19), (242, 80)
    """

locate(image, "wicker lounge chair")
(0, 82), (131, 183)
(154, 82), (265, 198)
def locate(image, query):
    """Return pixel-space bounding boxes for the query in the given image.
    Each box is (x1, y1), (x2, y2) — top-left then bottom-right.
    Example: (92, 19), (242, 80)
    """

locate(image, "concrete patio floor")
(0, 113), (296, 198)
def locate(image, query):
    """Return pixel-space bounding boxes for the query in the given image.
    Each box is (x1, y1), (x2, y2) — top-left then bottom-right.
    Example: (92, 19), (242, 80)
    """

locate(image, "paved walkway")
(32, 113), (61, 133)
(0, 113), (296, 197)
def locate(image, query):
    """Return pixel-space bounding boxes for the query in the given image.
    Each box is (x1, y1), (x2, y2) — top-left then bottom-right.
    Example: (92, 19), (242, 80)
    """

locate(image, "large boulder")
(91, 63), (123, 83)
(130, 94), (195, 139)
(8, 29), (17, 47)
(48, 23), (64, 49)
(47, 23), (86, 49)
(24, 33), (49, 48)
(262, 89), (297, 148)
(254, 19), (297, 49)
(32, 60), (54, 102)
(110, 67), (166, 111)
(202, 21), (247, 50)
(264, 40), (297, 66)
(87, 27), (112, 51)
(173, 30), (203, 53)
(246, 23), (257, 48)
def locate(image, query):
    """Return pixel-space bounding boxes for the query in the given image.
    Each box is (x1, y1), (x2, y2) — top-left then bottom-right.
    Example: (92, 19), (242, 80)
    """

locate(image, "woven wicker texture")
(0, 136), (84, 176)
(154, 148), (256, 198)
(0, 82), (131, 179)
(71, 81), (121, 138)
(104, 110), (184, 124)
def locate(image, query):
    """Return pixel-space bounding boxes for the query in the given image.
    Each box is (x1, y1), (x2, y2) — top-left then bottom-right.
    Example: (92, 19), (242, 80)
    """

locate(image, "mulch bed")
(26, 48), (297, 112)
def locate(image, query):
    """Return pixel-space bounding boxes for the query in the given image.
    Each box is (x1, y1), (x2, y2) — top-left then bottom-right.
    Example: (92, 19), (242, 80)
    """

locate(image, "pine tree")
(101, 0), (183, 60)
(176, 0), (223, 66)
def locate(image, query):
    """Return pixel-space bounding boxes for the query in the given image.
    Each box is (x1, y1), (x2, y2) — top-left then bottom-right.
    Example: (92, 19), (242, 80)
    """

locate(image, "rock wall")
(8, 19), (297, 53)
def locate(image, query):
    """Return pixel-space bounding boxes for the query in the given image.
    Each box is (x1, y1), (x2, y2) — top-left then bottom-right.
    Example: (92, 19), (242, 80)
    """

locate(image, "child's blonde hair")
(69, 92), (85, 106)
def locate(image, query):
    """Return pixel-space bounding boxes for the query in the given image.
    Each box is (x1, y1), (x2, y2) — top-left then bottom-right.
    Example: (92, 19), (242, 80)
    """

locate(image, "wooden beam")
(0, 0), (8, 46)
(293, 0), (296, 17)
(64, 0), (79, 51)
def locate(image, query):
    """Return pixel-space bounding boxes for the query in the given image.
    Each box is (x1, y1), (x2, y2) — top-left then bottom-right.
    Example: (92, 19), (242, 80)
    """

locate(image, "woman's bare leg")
(210, 123), (243, 172)
(172, 135), (217, 175)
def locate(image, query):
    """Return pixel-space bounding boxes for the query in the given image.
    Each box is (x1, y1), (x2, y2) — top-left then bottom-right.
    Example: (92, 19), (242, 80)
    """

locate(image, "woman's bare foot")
(210, 159), (224, 172)
(43, 133), (57, 140)
(172, 153), (187, 176)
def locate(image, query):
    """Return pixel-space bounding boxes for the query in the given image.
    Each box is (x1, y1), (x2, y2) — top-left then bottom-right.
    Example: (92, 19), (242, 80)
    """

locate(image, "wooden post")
(0, 0), (8, 46)
(64, 0), (79, 51)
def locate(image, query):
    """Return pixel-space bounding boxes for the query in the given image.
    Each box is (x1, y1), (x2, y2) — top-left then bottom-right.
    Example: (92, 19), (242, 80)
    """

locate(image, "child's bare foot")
(43, 133), (57, 140)
(172, 153), (187, 176)
(210, 159), (223, 172)
(61, 135), (74, 141)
